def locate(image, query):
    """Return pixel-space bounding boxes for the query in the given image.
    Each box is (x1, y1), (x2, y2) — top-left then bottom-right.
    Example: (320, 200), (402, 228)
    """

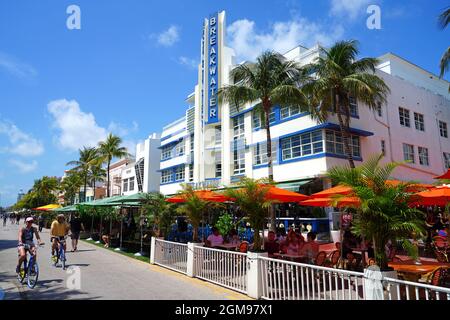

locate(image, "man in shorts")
(17, 217), (42, 273)
(69, 212), (84, 252)
(50, 214), (70, 258)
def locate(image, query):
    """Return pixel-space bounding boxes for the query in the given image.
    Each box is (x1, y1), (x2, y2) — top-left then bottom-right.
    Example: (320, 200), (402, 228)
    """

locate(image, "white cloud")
(227, 18), (344, 62)
(9, 159), (38, 174)
(47, 99), (108, 151)
(155, 25), (180, 47)
(108, 121), (139, 137)
(0, 52), (37, 79)
(329, 0), (371, 20)
(178, 56), (198, 69)
(0, 120), (44, 157)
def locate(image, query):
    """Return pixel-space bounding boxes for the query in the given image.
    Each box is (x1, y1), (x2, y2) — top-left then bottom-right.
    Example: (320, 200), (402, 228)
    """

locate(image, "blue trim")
(160, 156), (173, 162)
(253, 112), (310, 131)
(159, 137), (184, 149)
(161, 128), (186, 142)
(277, 123), (373, 141)
(160, 181), (179, 186)
(205, 178), (221, 181)
(230, 105), (257, 119)
(253, 163), (269, 169)
(231, 174), (245, 182)
(278, 152), (363, 165)
(158, 163), (185, 172)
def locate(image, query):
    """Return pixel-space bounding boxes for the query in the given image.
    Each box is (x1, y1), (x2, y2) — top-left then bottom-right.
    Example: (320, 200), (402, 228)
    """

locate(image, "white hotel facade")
(157, 11), (450, 196)
(107, 11), (449, 205)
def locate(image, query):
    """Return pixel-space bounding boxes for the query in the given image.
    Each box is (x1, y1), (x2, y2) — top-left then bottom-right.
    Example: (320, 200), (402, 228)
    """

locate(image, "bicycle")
(52, 236), (67, 270)
(17, 243), (44, 289)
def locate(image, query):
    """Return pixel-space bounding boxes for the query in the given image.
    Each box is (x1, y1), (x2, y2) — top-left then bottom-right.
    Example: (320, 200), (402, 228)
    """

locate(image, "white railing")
(383, 276), (450, 300)
(193, 246), (248, 294)
(259, 256), (366, 300)
(153, 239), (188, 274)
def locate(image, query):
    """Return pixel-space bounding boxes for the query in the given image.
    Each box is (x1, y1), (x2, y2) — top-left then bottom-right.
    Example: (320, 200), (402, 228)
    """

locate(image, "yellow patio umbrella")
(33, 204), (62, 211)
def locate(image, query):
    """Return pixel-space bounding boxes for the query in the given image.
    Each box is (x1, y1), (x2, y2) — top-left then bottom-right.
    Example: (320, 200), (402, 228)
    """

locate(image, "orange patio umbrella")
(434, 169), (450, 180)
(413, 185), (450, 206)
(166, 190), (232, 203)
(310, 185), (353, 198)
(299, 196), (360, 208)
(385, 180), (434, 192)
(262, 185), (309, 203)
(33, 204), (62, 211)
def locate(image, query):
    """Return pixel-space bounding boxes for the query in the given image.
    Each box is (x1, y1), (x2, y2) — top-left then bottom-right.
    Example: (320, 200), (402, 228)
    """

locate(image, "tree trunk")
(107, 159), (111, 197)
(93, 180), (96, 200)
(264, 101), (276, 233)
(335, 94), (355, 169)
(193, 223), (199, 242)
(83, 174), (88, 203)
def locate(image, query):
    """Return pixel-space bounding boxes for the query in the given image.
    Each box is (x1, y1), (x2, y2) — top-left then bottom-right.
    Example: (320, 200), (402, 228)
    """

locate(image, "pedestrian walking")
(38, 215), (45, 232)
(70, 212), (84, 252)
(2, 212), (7, 227)
(16, 214), (21, 225)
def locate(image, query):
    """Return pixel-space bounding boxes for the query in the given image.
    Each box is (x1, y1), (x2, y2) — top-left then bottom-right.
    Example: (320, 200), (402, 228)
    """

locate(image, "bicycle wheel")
(61, 249), (66, 270)
(27, 260), (39, 289)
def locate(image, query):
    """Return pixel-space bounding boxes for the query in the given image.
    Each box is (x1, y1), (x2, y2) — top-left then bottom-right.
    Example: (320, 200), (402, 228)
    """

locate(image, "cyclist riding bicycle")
(50, 214), (70, 260)
(17, 217), (42, 274)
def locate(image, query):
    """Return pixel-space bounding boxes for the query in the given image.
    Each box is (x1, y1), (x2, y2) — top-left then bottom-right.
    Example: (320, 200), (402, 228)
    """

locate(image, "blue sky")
(0, 0), (448, 206)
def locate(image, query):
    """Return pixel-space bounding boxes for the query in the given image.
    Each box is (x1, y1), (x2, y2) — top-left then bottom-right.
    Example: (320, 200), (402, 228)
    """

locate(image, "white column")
(246, 252), (266, 299)
(150, 237), (156, 264)
(186, 242), (196, 277)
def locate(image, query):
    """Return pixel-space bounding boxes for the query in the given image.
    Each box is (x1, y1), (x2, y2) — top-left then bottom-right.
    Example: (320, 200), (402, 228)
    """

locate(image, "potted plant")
(328, 154), (425, 272)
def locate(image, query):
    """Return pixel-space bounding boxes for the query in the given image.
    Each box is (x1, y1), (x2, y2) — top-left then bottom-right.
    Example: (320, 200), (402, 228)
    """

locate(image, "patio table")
(273, 252), (309, 263)
(388, 259), (450, 282)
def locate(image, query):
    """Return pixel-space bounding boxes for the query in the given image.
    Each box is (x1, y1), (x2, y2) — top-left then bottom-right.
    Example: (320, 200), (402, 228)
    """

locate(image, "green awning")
(107, 193), (147, 204)
(276, 179), (313, 192)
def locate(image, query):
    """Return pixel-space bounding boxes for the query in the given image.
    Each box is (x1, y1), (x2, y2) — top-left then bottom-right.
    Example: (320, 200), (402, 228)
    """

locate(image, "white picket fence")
(153, 238), (188, 274)
(150, 237), (450, 300)
(193, 245), (248, 294)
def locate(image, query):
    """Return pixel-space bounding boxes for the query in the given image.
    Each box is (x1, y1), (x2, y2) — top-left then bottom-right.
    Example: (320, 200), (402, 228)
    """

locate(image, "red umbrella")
(412, 185), (450, 206)
(262, 185), (309, 203)
(299, 196), (360, 208)
(310, 185), (353, 198)
(434, 169), (450, 180)
(166, 190), (232, 203)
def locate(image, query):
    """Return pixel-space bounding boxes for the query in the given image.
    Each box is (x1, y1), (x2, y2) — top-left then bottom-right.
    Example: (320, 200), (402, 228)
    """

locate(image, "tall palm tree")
(327, 154), (424, 270)
(89, 165), (106, 200)
(438, 7), (450, 88)
(219, 51), (309, 182)
(60, 171), (83, 205)
(304, 40), (390, 168)
(218, 51), (309, 231)
(225, 178), (274, 251)
(67, 147), (100, 203)
(98, 133), (129, 197)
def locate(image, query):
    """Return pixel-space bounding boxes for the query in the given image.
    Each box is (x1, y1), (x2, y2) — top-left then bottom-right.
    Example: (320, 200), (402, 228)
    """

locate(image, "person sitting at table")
(283, 230), (302, 255)
(301, 232), (320, 261)
(205, 227), (224, 247)
(264, 231), (280, 258)
(276, 225), (287, 243)
(227, 229), (241, 246)
(102, 227), (119, 248)
(342, 230), (362, 266)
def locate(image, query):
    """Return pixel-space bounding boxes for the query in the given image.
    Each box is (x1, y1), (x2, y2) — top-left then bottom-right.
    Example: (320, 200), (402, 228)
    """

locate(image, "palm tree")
(327, 154), (425, 270)
(219, 51), (309, 182)
(175, 185), (220, 242)
(89, 165), (106, 200)
(224, 178), (274, 251)
(141, 192), (175, 238)
(98, 133), (129, 197)
(438, 7), (450, 88)
(218, 51), (309, 231)
(305, 40), (390, 168)
(60, 171), (83, 205)
(67, 147), (100, 203)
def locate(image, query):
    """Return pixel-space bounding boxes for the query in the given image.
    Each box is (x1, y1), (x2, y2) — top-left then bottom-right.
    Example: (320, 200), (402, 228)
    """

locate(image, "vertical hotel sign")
(206, 13), (219, 124)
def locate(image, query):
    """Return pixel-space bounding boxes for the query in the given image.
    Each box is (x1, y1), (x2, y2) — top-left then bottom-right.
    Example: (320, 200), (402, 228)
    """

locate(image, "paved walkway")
(0, 222), (249, 300)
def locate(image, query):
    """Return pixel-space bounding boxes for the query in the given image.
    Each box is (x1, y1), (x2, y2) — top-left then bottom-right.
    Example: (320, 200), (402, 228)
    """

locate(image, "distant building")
(17, 190), (25, 203)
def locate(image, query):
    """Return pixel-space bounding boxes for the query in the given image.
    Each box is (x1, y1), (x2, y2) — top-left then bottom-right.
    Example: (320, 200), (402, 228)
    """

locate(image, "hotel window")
(403, 143), (415, 163)
(233, 115), (245, 139)
(399, 107), (410, 127)
(280, 106), (300, 120)
(215, 126), (221, 144)
(439, 121), (448, 138)
(418, 147), (429, 166)
(381, 140), (386, 156)
(252, 112), (261, 129)
(188, 164), (194, 182)
(190, 134), (194, 153)
(123, 179), (129, 192)
(161, 169), (173, 184)
(414, 113), (425, 131)
(376, 102), (383, 117)
(325, 130), (360, 157)
(175, 141), (185, 156)
(349, 97), (359, 117)
(175, 166), (185, 181)
(161, 145), (172, 160)
(253, 142), (277, 165)
(281, 130), (324, 161)
(215, 152), (222, 178)
(444, 153), (450, 169)
(129, 178), (134, 191)
(233, 149), (245, 175)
